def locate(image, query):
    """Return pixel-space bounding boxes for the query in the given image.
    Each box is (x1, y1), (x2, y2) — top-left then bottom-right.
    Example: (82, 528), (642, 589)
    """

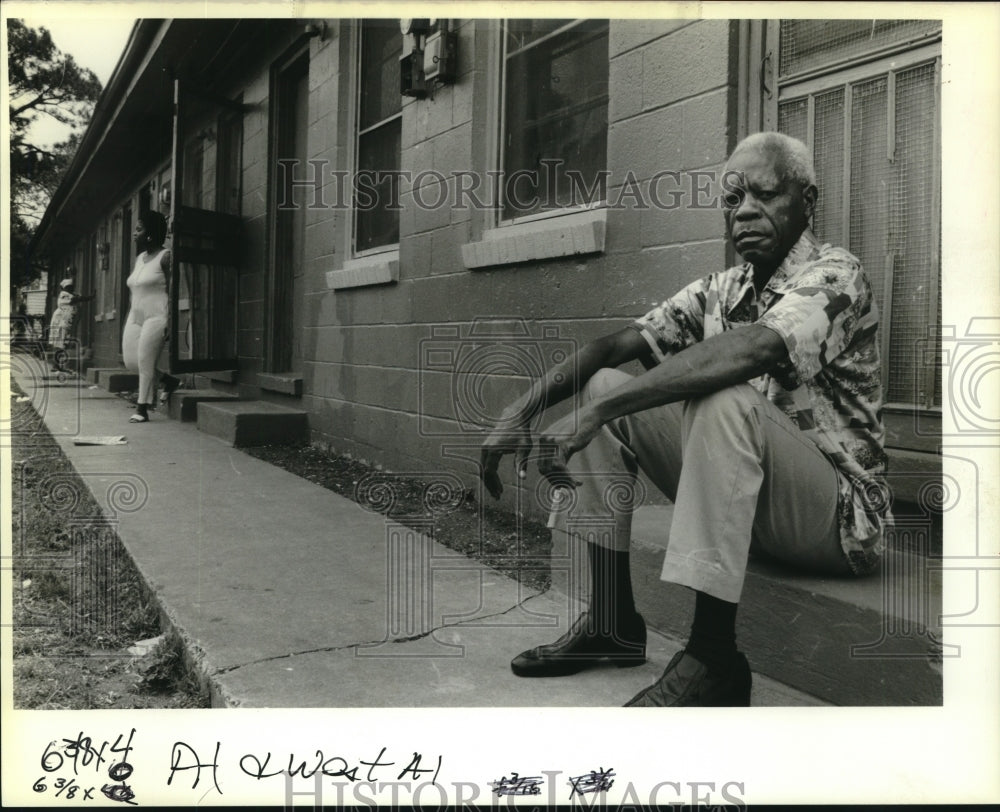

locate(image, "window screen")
(779, 19), (942, 78)
(356, 20), (402, 253)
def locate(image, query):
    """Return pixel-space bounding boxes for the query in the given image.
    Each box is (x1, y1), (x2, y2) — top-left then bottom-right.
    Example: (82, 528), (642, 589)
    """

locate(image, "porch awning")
(32, 18), (282, 256)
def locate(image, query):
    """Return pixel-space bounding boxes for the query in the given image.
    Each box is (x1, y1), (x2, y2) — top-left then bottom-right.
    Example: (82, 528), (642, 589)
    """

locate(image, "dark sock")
(685, 590), (739, 672)
(586, 542), (638, 636)
(136, 403), (149, 418)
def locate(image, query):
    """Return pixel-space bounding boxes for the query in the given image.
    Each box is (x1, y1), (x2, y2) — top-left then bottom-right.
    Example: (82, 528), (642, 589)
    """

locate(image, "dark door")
(217, 106), (244, 216)
(168, 79), (242, 373)
(118, 203), (132, 356)
(267, 49), (309, 374)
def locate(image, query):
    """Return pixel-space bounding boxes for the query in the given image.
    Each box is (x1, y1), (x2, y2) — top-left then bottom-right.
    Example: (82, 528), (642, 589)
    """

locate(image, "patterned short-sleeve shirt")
(631, 230), (890, 575)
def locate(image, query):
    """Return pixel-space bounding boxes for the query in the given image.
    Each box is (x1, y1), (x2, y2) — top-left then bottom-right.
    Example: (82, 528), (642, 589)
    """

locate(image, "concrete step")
(196, 400), (308, 447)
(87, 367), (139, 392)
(86, 366), (118, 384)
(166, 389), (240, 422)
(625, 505), (942, 706)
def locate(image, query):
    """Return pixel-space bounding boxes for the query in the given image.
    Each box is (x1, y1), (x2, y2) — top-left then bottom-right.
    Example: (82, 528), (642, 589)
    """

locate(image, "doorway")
(267, 47), (310, 375)
(117, 203), (133, 356)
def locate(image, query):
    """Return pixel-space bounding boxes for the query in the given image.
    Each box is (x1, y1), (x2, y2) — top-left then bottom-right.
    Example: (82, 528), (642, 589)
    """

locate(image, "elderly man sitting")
(481, 132), (889, 706)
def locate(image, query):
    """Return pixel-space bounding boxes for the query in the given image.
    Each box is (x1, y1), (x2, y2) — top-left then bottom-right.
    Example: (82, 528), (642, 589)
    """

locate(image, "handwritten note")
(33, 729), (137, 804)
(569, 767), (616, 797)
(22, 729), (745, 807)
(489, 772), (545, 796)
(490, 767), (617, 800)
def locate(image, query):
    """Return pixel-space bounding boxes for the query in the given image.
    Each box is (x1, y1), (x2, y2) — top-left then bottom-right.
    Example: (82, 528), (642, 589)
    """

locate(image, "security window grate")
(777, 33), (940, 409)
(778, 19), (942, 78)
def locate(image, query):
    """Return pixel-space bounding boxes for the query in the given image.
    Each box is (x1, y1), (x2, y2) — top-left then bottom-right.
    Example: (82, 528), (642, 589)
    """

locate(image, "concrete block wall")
(303, 19), (739, 517)
(236, 58), (275, 390)
(299, 25), (347, 406)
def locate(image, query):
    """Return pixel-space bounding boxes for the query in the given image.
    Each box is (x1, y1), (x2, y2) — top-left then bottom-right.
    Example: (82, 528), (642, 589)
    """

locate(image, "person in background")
(122, 210), (180, 423)
(48, 275), (94, 371)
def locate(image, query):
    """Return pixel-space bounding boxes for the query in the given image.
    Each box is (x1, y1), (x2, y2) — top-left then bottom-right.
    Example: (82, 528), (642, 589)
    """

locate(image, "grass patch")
(9, 375), (209, 709)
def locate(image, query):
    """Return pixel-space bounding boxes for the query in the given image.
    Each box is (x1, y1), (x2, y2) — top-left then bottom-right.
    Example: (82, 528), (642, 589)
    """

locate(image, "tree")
(7, 20), (102, 289)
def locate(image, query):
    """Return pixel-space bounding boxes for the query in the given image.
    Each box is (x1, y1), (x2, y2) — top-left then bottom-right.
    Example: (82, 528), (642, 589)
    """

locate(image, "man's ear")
(802, 184), (818, 223)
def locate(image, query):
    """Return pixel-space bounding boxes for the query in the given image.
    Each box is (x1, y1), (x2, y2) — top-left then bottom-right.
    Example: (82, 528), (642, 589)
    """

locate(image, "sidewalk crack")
(213, 589), (548, 675)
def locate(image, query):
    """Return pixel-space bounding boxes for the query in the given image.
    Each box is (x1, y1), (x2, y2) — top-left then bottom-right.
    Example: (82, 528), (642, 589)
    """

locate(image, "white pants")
(553, 368), (851, 603)
(122, 315), (167, 405)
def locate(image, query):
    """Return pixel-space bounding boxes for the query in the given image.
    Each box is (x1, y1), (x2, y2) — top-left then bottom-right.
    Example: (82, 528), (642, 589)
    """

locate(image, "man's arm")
(592, 324), (784, 420)
(480, 327), (648, 498)
(506, 327), (649, 422)
(537, 324), (786, 478)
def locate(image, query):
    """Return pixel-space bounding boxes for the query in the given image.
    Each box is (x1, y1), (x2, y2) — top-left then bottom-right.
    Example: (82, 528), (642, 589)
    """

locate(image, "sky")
(15, 15), (136, 147)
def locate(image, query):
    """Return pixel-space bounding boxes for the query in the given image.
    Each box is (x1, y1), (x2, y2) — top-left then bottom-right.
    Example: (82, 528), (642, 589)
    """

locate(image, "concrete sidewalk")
(11, 360), (826, 707)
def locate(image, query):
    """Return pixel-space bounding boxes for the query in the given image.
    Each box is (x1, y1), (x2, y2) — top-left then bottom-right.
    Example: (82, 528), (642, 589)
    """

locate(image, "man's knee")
(684, 384), (761, 424)
(582, 367), (632, 402)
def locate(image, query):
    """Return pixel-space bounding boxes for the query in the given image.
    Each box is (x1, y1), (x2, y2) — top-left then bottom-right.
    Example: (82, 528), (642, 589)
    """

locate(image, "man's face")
(723, 146), (816, 274)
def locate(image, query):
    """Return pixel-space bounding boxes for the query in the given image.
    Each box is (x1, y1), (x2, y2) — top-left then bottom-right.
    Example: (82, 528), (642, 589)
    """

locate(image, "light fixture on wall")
(305, 20), (328, 40)
(399, 19), (430, 99)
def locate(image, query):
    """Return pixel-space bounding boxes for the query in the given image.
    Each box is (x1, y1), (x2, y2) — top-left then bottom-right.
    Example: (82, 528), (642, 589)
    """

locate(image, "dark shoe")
(625, 650), (752, 706)
(159, 374), (181, 404)
(511, 611), (646, 677)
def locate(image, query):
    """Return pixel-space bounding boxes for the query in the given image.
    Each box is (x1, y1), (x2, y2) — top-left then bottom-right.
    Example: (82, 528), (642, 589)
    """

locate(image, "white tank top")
(126, 248), (169, 321)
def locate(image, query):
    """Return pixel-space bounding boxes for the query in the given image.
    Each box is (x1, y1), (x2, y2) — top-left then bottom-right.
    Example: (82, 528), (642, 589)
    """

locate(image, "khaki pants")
(553, 368), (852, 603)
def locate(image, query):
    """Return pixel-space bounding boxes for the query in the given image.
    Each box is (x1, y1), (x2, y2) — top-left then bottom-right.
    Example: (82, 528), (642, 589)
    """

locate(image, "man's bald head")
(726, 132), (816, 190)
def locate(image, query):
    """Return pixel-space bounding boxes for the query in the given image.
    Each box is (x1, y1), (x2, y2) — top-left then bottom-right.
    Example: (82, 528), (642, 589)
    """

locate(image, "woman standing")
(122, 211), (180, 423)
(49, 276), (94, 371)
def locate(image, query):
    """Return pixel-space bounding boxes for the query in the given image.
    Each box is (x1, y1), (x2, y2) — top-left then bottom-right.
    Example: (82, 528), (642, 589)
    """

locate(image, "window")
(770, 19), (942, 409)
(355, 20), (402, 254)
(500, 20), (609, 221)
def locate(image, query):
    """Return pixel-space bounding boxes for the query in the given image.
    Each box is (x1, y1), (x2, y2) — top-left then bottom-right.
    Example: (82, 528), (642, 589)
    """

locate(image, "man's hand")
(536, 404), (603, 489)
(480, 409), (533, 499)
